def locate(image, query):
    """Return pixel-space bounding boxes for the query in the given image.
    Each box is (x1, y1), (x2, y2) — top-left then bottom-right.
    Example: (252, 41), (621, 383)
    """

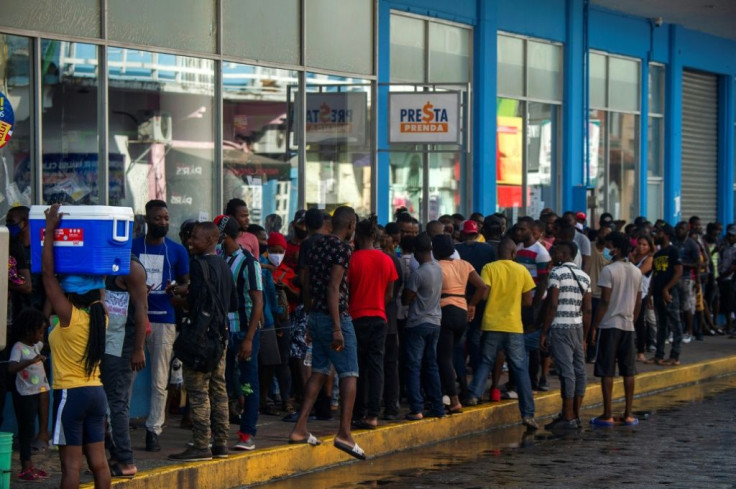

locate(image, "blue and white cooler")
(30, 205), (135, 275)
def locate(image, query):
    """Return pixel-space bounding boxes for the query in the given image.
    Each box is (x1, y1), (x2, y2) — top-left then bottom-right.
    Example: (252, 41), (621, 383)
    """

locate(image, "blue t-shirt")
(132, 236), (189, 324)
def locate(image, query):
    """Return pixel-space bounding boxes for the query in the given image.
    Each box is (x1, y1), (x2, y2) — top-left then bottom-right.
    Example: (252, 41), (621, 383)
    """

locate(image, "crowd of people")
(3, 198), (735, 486)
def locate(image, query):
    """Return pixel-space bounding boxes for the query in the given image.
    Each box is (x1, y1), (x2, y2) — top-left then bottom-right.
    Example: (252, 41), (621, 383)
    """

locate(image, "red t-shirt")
(348, 249), (398, 321)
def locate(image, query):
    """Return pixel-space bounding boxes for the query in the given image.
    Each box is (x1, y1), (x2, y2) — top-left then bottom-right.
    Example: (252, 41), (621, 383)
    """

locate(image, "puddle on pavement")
(253, 375), (736, 489)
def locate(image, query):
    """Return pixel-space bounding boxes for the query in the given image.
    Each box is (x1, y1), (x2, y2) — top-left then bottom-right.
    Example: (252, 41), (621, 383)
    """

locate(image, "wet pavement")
(9, 334), (736, 488)
(259, 376), (736, 489)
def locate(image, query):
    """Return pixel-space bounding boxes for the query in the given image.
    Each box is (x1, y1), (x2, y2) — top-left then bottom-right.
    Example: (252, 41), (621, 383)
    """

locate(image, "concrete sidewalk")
(14, 335), (736, 489)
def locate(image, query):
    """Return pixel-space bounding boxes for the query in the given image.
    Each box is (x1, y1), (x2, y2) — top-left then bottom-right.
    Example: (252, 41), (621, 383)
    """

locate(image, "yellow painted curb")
(90, 355), (736, 489)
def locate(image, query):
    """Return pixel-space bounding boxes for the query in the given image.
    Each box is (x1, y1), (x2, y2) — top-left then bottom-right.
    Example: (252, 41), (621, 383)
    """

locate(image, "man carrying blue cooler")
(131, 200), (189, 452)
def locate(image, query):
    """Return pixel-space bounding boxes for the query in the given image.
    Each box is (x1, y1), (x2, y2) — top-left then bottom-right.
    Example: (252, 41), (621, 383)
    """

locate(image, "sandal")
(109, 463), (136, 479)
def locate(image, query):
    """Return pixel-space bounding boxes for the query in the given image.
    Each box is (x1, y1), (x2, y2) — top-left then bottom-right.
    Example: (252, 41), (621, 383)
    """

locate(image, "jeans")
(469, 331), (535, 419)
(438, 305), (467, 398)
(524, 329), (542, 388)
(548, 327), (586, 399)
(236, 329), (260, 436)
(404, 323), (443, 416)
(183, 350), (229, 449)
(101, 353), (136, 464)
(383, 332), (400, 416)
(654, 288), (683, 360)
(353, 317), (387, 420)
(145, 322), (176, 435)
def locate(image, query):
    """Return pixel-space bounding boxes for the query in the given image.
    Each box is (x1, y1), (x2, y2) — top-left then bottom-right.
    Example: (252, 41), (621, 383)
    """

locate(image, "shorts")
(678, 278), (696, 314)
(594, 328), (636, 378)
(53, 386), (107, 446)
(308, 312), (359, 379)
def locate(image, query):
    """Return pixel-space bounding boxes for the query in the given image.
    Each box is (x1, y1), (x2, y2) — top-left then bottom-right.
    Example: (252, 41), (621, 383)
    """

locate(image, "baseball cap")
(267, 232), (288, 248)
(461, 220), (479, 234)
(294, 209), (306, 223)
(575, 212), (586, 221)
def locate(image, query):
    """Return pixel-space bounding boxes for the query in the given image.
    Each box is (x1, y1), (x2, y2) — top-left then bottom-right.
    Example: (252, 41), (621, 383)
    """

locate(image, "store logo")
(306, 102), (354, 133)
(399, 101), (449, 134)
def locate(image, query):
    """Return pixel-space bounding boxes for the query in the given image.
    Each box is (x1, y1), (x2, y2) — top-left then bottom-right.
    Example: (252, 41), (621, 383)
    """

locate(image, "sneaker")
(187, 439), (213, 448)
(145, 430), (161, 452)
(522, 417), (539, 430)
(212, 445), (229, 458)
(682, 334), (693, 344)
(233, 432), (256, 451)
(648, 345), (657, 353)
(575, 418), (583, 429)
(17, 468), (42, 482)
(489, 388), (501, 402)
(537, 377), (549, 392)
(545, 417), (579, 430)
(462, 396), (478, 406)
(168, 446), (212, 462)
(32, 467), (50, 479)
(503, 389), (518, 400)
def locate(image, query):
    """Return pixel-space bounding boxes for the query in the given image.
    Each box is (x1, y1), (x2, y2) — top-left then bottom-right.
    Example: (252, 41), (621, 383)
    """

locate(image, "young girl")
(9, 308), (51, 482)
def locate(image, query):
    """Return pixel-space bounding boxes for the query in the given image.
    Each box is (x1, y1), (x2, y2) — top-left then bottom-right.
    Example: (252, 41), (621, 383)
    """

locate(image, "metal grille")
(681, 70), (718, 223)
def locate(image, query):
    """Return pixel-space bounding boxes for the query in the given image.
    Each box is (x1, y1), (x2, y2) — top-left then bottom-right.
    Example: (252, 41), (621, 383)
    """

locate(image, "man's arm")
(591, 285), (611, 342)
(581, 291), (592, 346)
(300, 267), (312, 313)
(662, 264), (683, 302)
(327, 264), (346, 350)
(9, 268), (32, 295)
(239, 290), (263, 360)
(632, 290), (642, 326)
(522, 290), (533, 307)
(126, 259), (149, 371)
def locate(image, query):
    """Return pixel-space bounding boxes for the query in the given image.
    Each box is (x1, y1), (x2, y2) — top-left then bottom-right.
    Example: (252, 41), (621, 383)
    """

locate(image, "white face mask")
(268, 253), (285, 267)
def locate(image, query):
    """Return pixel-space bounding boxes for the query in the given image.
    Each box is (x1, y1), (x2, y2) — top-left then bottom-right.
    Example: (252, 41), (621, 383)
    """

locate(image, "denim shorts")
(308, 312), (359, 379)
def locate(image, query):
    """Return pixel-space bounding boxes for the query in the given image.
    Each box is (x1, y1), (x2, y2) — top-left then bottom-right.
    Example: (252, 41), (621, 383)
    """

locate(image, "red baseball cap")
(267, 232), (288, 248)
(461, 220), (479, 234)
(575, 212), (586, 221)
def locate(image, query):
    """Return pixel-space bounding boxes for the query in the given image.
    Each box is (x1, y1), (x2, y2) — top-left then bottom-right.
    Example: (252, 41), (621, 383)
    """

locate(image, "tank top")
(104, 255), (143, 358)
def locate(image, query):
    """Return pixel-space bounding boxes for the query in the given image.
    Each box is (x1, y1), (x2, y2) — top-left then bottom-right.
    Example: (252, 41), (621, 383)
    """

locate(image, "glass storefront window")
(223, 63), (299, 226)
(41, 41), (99, 205)
(108, 47), (215, 235)
(527, 41), (561, 101)
(648, 117), (663, 178)
(429, 23), (470, 83)
(649, 64), (665, 115)
(497, 98), (524, 220)
(389, 152), (423, 218)
(589, 53), (607, 109)
(0, 34), (32, 216)
(608, 112), (638, 222)
(0, 0), (99, 38)
(304, 73), (372, 216)
(527, 102), (559, 218)
(589, 109), (607, 221)
(608, 57), (639, 112)
(390, 15), (425, 83)
(497, 35), (524, 98)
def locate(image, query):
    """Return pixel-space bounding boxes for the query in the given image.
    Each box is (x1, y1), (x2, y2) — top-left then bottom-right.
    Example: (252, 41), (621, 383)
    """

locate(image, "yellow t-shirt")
(480, 260), (536, 333)
(49, 306), (104, 389)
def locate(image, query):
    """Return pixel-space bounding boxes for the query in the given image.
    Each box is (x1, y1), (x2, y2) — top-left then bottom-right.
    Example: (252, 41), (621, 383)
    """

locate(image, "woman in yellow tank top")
(42, 204), (111, 489)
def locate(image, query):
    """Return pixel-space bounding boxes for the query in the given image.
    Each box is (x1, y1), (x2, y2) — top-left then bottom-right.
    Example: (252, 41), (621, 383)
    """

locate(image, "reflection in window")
(304, 73), (371, 216)
(0, 34), (32, 216)
(41, 40), (99, 205)
(223, 63), (298, 226)
(108, 47), (215, 235)
(497, 98), (524, 220)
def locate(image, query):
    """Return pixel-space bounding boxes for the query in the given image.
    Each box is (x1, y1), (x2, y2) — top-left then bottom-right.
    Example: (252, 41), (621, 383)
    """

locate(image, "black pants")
(12, 391), (39, 463)
(634, 300), (648, 354)
(383, 332), (400, 416)
(353, 317), (387, 420)
(260, 323), (292, 408)
(438, 305), (467, 398)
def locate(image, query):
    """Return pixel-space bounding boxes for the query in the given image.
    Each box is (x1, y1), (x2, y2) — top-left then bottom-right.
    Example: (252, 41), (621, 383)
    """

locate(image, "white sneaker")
(666, 333), (673, 344)
(503, 389), (518, 399)
(682, 334), (693, 344)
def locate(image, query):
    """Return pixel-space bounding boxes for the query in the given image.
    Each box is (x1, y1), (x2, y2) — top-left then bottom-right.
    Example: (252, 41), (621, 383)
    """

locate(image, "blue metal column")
(717, 75), (735, 226)
(472, 0), (496, 215)
(376, 2), (392, 223)
(639, 62), (649, 218)
(664, 25), (682, 224)
(562, 0), (585, 212)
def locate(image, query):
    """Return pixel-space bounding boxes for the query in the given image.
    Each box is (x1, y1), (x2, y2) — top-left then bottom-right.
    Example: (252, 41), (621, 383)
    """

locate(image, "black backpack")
(173, 256), (229, 373)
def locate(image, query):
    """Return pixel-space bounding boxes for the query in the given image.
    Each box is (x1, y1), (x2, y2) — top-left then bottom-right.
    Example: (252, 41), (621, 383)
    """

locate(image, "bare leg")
(599, 377), (614, 421)
(622, 375), (636, 421)
(289, 372), (327, 442)
(573, 395), (584, 419)
(562, 397), (574, 421)
(335, 376), (358, 447)
(37, 391), (50, 443)
(84, 442), (111, 489)
(59, 446), (83, 489)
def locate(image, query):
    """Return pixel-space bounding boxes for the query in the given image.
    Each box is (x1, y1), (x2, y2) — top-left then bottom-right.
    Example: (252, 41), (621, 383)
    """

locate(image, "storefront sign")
(304, 92), (367, 145)
(0, 92), (14, 149)
(388, 92), (461, 144)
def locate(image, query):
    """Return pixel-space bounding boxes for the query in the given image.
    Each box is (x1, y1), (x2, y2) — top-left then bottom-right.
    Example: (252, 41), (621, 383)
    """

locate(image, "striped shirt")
(226, 248), (263, 333)
(548, 262), (590, 329)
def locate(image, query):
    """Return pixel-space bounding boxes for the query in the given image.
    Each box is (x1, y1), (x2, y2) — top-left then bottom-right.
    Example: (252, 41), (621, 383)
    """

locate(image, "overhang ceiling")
(591, 0), (736, 41)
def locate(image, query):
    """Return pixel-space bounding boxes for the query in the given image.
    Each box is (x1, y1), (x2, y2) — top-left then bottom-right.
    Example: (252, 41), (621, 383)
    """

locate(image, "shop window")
(648, 64), (665, 221)
(0, 0), (99, 38)
(0, 34), (32, 216)
(107, 47), (215, 235)
(306, 0), (373, 76)
(589, 53), (607, 110)
(223, 63), (299, 227)
(41, 41), (99, 205)
(497, 36), (524, 98)
(609, 57), (639, 112)
(390, 15), (425, 83)
(429, 22), (470, 84)
(303, 73), (372, 216)
(527, 41), (561, 101)
(108, 0), (217, 54)
(223, 0), (300, 65)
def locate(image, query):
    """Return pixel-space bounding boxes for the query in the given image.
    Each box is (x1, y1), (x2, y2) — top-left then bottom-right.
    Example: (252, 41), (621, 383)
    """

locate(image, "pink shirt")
(237, 232), (260, 256)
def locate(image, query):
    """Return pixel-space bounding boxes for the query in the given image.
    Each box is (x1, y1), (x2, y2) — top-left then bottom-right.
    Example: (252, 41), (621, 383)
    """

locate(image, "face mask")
(602, 247), (613, 261)
(7, 224), (21, 238)
(148, 224), (169, 239)
(259, 243), (268, 256)
(268, 253), (285, 267)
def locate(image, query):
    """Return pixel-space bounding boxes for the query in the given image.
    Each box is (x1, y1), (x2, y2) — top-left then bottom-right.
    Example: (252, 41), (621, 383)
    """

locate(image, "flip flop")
(623, 417), (639, 426)
(109, 463), (136, 479)
(589, 416), (616, 427)
(288, 433), (322, 446)
(333, 439), (367, 460)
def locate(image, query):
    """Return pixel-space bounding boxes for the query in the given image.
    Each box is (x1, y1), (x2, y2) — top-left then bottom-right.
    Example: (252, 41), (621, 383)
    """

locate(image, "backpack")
(173, 256), (229, 373)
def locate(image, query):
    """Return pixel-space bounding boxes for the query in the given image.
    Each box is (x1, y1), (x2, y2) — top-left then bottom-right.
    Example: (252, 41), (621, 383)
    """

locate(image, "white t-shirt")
(597, 260), (643, 331)
(9, 341), (50, 396)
